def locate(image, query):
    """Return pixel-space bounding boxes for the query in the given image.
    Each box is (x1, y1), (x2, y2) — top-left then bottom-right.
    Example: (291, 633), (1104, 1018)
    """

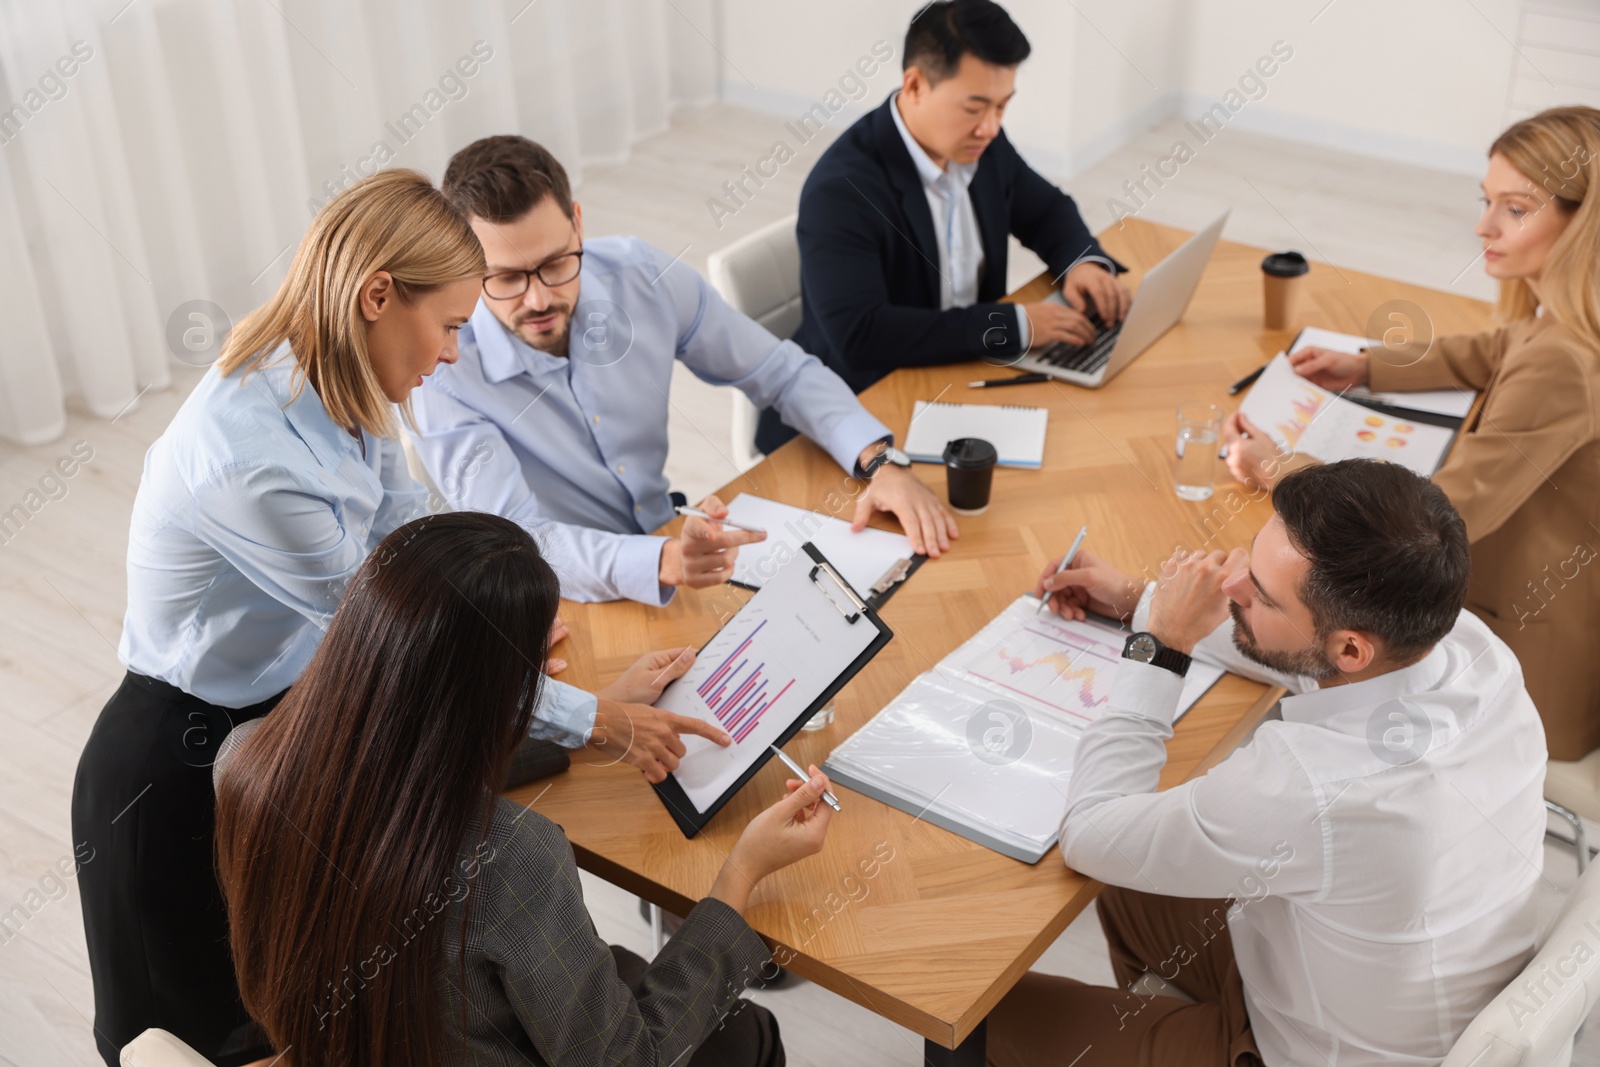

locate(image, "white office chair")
(1440, 857), (1600, 1066)
(120, 1028), (216, 1066)
(704, 214), (803, 472)
(1547, 749), (1600, 874)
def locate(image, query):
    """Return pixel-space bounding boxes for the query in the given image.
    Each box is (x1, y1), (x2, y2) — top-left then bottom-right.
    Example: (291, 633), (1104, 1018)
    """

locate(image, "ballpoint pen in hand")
(675, 506), (766, 534)
(1037, 525), (1089, 617)
(768, 744), (841, 812)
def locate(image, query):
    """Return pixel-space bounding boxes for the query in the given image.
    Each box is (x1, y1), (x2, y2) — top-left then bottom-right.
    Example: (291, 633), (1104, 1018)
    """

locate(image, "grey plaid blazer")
(217, 721), (772, 1065)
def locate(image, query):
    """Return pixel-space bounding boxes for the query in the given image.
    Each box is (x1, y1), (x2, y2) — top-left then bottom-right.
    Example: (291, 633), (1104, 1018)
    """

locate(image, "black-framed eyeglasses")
(482, 242), (583, 300)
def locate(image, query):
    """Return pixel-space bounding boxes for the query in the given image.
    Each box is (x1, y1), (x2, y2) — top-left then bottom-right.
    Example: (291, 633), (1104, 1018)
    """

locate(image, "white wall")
(716, 0), (1193, 176)
(715, 0), (1528, 179)
(1180, 0), (1519, 174)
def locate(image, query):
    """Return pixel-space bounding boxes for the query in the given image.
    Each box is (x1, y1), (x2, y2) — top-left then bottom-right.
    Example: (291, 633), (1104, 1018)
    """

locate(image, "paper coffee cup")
(1261, 251), (1309, 331)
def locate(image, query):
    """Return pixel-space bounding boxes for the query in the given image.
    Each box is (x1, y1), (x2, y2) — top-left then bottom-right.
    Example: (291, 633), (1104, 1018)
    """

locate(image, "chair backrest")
(707, 212), (800, 470)
(121, 1028), (218, 1066)
(1441, 859), (1600, 1066)
(706, 213), (802, 339)
(706, 215), (802, 472)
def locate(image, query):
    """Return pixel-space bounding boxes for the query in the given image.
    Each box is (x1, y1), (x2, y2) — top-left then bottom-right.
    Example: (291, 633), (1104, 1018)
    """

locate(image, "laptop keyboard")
(1036, 314), (1123, 376)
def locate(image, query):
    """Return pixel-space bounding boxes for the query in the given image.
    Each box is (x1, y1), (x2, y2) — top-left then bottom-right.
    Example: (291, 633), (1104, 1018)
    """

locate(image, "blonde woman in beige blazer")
(1223, 106), (1600, 760)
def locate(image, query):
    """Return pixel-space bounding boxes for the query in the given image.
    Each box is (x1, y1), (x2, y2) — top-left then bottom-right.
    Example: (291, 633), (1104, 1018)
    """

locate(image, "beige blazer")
(1370, 315), (1600, 760)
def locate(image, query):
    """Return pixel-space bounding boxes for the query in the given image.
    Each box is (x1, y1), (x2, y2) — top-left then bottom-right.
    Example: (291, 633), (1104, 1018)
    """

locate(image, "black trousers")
(71, 672), (286, 1066)
(611, 945), (785, 1066)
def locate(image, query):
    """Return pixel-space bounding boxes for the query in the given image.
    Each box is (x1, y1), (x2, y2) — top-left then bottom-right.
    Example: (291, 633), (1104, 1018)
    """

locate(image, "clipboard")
(732, 555), (925, 611)
(720, 493), (924, 609)
(650, 542), (893, 838)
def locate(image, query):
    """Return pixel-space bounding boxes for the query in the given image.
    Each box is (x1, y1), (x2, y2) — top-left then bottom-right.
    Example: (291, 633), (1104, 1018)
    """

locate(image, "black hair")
(1271, 459), (1469, 662)
(903, 0), (1031, 83)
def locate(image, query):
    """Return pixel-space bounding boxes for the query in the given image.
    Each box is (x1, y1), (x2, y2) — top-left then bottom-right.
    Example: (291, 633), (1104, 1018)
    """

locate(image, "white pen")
(768, 744), (842, 812)
(675, 506), (766, 535)
(1037, 525), (1089, 616)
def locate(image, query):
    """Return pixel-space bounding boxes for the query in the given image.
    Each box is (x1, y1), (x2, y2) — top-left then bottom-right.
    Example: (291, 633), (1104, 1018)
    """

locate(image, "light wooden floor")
(0, 101), (1584, 1066)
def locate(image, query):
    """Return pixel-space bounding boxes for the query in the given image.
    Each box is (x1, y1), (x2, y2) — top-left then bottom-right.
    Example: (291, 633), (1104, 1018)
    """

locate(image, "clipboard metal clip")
(869, 558), (913, 599)
(809, 561), (867, 624)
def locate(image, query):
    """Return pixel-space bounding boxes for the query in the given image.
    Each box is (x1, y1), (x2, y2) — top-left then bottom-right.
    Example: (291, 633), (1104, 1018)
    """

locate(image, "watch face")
(886, 446), (911, 467)
(1127, 633), (1158, 663)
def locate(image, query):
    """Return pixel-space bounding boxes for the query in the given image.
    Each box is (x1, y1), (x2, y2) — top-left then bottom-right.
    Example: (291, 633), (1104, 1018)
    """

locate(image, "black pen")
(968, 372), (1051, 388)
(1227, 361), (1271, 395)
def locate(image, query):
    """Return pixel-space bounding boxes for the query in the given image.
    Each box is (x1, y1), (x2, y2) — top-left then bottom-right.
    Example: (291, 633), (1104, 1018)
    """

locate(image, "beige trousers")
(987, 887), (1263, 1067)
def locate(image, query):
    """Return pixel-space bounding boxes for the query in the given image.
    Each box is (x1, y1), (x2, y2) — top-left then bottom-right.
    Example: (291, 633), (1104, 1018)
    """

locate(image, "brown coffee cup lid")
(1262, 251), (1309, 278)
(943, 437), (998, 468)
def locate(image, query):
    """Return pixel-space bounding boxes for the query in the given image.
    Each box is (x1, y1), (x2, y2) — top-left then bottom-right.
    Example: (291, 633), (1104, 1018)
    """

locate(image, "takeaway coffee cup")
(1261, 251), (1310, 330)
(943, 437), (998, 515)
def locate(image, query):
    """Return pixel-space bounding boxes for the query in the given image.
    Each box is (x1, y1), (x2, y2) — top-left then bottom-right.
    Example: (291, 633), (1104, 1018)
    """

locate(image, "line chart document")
(824, 595), (1225, 862)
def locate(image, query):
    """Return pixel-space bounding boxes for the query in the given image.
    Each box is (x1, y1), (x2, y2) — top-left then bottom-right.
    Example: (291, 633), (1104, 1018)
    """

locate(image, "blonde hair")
(217, 169), (486, 438)
(1488, 106), (1600, 354)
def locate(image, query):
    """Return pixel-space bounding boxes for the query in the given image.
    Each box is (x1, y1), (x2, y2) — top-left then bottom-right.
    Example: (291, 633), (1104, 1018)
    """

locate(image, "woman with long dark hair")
(215, 511), (831, 1065)
(71, 170), (723, 1066)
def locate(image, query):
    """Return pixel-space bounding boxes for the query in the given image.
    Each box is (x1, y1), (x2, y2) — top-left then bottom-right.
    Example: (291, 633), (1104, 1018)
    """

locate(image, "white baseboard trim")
(716, 82), (1486, 189)
(1172, 91), (1486, 176)
(718, 82), (885, 144)
(1049, 92), (1184, 180)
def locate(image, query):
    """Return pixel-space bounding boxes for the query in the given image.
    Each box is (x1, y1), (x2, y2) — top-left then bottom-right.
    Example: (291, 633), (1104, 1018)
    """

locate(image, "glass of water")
(1174, 404), (1222, 501)
(802, 703), (836, 731)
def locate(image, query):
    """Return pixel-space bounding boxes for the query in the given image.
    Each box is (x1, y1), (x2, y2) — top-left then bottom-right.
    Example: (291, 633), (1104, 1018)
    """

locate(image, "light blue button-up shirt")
(118, 348), (596, 742)
(409, 235), (891, 605)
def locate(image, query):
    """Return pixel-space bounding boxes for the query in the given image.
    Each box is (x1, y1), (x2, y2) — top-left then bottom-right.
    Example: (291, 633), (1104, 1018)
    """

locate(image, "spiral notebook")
(902, 401), (1049, 468)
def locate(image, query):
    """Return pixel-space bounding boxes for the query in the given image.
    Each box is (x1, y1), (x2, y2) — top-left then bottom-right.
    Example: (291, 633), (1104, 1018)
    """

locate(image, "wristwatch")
(1122, 631), (1192, 677)
(855, 439), (911, 481)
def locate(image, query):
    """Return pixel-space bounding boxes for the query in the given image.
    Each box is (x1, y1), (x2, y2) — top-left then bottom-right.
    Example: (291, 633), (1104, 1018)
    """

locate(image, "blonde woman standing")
(70, 171), (720, 1065)
(1224, 106), (1600, 760)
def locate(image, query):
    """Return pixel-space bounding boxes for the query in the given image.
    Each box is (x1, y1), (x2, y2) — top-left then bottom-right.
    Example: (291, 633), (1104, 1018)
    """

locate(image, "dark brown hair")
(442, 134), (574, 223)
(215, 512), (560, 1065)
(1272, 459), (1469, 662)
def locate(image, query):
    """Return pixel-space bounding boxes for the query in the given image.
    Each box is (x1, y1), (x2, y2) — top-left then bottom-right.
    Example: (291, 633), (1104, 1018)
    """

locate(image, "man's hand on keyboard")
(1061, 262), (1132, 324)
(1021, 300), (1098, 349)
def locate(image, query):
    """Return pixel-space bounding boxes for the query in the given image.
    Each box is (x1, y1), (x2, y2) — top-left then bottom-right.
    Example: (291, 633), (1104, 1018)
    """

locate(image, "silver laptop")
(1012, 210), (1229, 387)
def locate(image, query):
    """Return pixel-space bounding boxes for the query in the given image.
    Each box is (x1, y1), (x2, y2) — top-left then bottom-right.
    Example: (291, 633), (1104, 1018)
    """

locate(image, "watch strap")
(854, 436), (897, 480)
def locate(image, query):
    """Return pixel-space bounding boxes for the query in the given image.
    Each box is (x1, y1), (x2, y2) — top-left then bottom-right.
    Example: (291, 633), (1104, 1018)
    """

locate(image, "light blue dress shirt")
(118, 347), (596, 742)
(409, 235), (891, 605)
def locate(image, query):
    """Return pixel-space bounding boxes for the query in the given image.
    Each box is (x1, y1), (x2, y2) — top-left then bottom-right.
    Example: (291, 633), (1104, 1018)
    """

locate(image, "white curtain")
(0, 0), (719, 445)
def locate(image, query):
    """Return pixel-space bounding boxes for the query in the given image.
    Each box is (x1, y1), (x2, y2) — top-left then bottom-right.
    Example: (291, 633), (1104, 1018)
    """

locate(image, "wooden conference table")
(505, 217), (1495, 1063)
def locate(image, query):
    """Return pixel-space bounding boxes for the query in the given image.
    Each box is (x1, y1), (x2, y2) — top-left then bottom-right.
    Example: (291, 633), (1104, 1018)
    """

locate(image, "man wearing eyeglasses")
(410, 135), (957, 605)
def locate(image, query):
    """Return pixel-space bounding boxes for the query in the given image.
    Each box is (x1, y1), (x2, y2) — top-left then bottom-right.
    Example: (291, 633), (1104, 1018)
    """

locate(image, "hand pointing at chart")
(588, 647), (733, 783)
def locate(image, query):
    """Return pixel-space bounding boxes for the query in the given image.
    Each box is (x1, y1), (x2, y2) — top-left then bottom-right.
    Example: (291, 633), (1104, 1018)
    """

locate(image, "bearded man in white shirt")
(988, 458), (1547, 1067)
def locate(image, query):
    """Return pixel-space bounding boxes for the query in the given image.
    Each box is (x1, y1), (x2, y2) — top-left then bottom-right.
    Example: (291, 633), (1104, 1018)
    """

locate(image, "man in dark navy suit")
(758, 0), (1130, 453)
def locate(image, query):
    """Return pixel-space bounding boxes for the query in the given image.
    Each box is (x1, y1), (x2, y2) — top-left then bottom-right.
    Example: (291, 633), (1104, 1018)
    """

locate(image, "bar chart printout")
(695, 619), (797, 744)
(657, 552), (881, 812)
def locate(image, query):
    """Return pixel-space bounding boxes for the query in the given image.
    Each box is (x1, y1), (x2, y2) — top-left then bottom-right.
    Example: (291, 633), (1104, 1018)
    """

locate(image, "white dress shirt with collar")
(118, 348), (596, 743)
(1060, 587), (1546, 1065)
(408, 234), (891, 606)
(889, 91), (988, 314)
